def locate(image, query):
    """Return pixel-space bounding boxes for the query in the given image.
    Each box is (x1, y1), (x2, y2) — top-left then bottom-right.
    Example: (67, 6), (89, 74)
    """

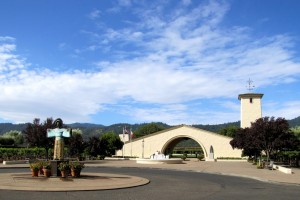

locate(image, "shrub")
(181, 153), (187, 161)
(70, 161), (85, 170)
(58, 162), (70, 171)
(197, 154), (204, 161)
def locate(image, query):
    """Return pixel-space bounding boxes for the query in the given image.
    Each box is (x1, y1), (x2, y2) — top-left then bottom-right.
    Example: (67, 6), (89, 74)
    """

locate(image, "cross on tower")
(246, 78), (255, 92)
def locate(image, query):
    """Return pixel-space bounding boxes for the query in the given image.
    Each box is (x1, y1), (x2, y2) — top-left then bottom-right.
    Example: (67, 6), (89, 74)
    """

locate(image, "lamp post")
(142, 139), (144, 158)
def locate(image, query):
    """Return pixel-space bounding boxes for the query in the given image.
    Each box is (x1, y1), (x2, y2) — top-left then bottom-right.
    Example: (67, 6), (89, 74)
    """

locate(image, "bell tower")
(238, 79), (263, 128)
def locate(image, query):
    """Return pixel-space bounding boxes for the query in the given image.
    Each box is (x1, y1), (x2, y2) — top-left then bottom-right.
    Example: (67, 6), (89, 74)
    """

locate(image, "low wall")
(3, 160), (29, 165)
(273, 164), (292, 174)
(136, 159), (183, 164)
(216, 159), (248, 162)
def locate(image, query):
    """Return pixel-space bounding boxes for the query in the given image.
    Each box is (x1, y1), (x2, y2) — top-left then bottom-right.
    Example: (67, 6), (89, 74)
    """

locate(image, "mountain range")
(0, 116), (299, 137)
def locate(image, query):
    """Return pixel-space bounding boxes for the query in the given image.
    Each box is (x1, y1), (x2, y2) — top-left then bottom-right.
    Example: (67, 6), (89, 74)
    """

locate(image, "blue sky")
(0, 0), (300, 125)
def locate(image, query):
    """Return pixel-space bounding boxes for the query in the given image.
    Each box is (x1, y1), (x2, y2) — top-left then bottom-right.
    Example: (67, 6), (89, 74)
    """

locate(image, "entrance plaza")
(67, 159), (300, 185)
(1, 159), (300, 192)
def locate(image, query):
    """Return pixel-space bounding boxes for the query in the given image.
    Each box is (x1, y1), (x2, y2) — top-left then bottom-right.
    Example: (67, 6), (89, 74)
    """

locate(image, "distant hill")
(192, 121), (240, 133)
(288, 116), (300, 127)
(0, 123), (28, 135)
(1, 117), (299, 136)
(68, 123), (105, 128)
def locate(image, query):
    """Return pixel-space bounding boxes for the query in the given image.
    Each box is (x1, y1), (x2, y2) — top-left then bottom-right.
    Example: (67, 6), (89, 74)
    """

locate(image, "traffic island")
(0, 172), (149, 191)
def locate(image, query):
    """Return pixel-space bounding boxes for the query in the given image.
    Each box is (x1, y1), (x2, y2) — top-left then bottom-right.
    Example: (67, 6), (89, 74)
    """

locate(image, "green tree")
(71, 128), (83, 135)
(218, 125), (239, 137)
(99, 132), (123, 157)
(85, 136), (101, 158)
(68, 131), (86, 160)
(0, 137), (15, 146)
(134, 123), (165, 138)
(291, 126), (300, 140)
(2, 130), (24, 145)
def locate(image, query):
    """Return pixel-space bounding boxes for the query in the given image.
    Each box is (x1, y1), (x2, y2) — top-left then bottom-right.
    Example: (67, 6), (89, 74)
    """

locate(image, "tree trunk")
(266, 151), (270, 163)
(45, 147), (49, 160)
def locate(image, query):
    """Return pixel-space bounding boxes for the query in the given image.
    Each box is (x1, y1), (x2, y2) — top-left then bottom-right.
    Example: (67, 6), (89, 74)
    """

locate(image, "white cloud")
(88, 9), (101, 20)
(118, 0), (132, 7)
(1, 0), (300, 124)
(182, 0), (192, 6)
(0, 36), (15, 42)
(0, 44), (16, 53)
(0, 42), (26, 72)
(58, 43), (67, 50)
(123, 105), (239, 125)
(264, 101), (300, 120)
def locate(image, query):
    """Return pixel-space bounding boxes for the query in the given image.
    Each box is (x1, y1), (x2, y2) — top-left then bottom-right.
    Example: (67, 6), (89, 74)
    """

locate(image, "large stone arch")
(160, 135), (208, 157)
(116, 125), (242, 160)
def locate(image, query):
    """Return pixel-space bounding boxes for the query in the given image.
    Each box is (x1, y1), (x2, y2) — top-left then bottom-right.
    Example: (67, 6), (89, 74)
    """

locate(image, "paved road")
(0, 167), (299, 200)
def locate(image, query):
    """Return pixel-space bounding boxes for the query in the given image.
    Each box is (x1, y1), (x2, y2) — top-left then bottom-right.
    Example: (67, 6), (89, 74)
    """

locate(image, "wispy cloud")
(1, 0), (300, 124)
(182, 0), (192, 6)
(0, 36), (15, 42)
(0, 40), (26, 72)
(265, 101), (300, 120)
(88, 9), (101, 20)
(117, 0), (132, 7)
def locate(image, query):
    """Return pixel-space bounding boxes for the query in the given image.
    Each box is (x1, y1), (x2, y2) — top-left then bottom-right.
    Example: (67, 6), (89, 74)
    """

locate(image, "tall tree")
(85, 136), (101, 158)
(230, 117), (299, 161)
(68, 131), (86, 160)
(99, 132), (123, 157)
(252, 117), (298, 161)
(23, 118), (54, 159)
(230, 128), (262, 158)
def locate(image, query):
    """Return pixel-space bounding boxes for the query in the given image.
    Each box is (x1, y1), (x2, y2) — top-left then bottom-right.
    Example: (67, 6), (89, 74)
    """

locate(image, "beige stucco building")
(116, 125), (242, 160)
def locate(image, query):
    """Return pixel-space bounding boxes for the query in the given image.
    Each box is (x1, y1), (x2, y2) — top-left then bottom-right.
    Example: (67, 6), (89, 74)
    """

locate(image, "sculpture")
(47, 118), (72, 160)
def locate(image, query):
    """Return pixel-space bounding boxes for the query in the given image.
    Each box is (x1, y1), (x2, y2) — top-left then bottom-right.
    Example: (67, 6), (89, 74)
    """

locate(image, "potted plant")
(58, 162), (70, 178)
(181, 153), (187, 161)
(43, 162), (52, 177)
(38, 161), (45, 175)
(29, 162), (40, 177)
(70, 161), (85, 177)
(256, 159), (265, 169)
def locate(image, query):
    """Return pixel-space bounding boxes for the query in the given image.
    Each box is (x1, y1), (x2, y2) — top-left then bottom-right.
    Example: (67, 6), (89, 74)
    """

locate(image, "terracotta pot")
(71, 169), (81, 177)
(39, 168), (44, 175)
(60, 170), (67, 178)
(43, 169), (51, 177)
(31, 169), (39, 177)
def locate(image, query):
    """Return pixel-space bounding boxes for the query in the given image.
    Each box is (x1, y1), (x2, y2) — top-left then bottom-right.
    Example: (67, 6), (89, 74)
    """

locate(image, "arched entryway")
(161, 136), (208, 159)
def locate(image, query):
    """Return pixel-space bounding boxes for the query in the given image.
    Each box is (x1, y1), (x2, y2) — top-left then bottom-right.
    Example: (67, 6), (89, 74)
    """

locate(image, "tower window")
(250, 98), (253, 103)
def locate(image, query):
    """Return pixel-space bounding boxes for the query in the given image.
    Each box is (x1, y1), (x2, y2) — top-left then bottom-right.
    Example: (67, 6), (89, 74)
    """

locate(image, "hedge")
(0, 148), (54, 160)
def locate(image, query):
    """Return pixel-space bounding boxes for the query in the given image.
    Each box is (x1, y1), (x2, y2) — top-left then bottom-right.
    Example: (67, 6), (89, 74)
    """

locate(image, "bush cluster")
(0, 148), (53, 161)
